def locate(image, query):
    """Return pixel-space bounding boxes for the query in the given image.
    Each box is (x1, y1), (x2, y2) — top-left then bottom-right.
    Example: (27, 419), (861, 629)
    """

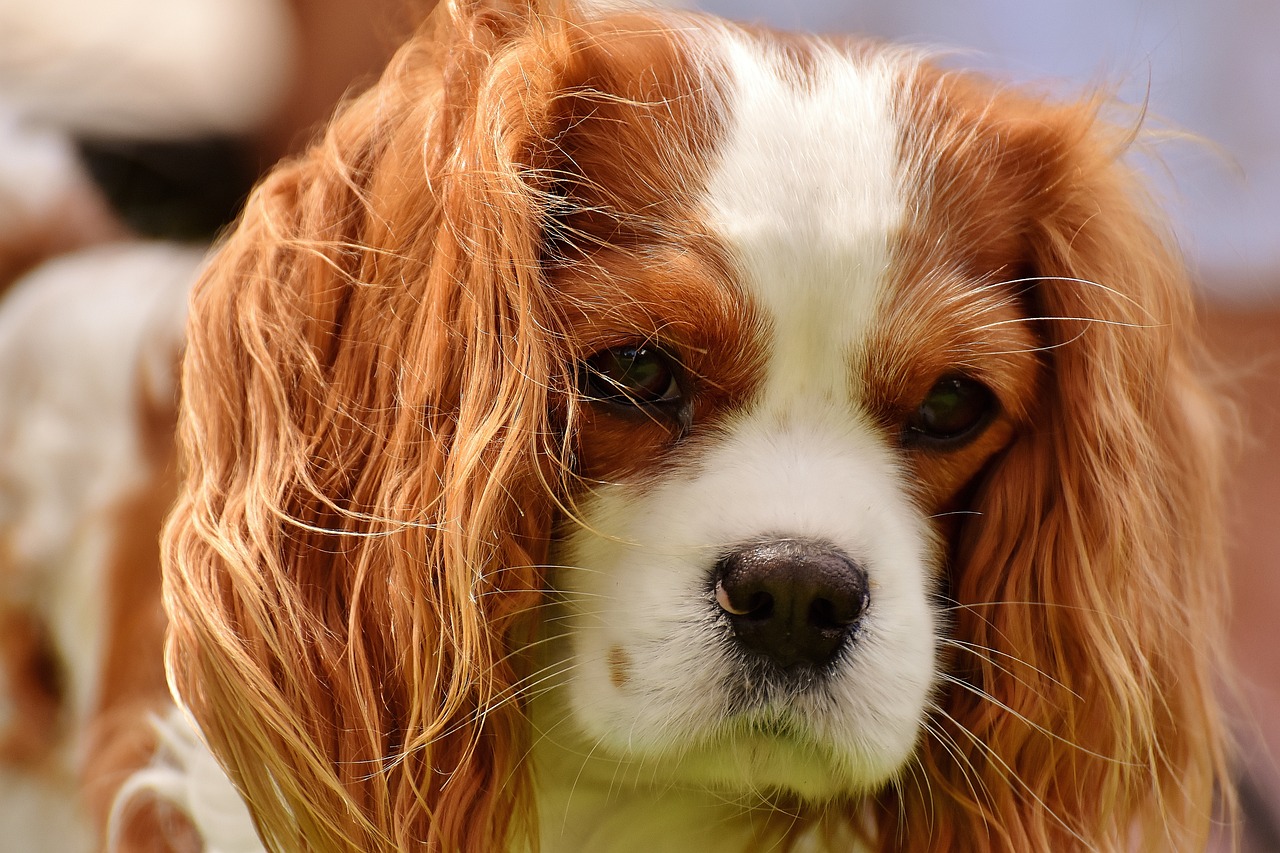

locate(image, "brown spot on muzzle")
(607, 646), (632, 689)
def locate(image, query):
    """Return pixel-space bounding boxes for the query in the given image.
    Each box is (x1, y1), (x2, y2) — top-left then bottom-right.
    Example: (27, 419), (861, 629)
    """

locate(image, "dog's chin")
(636, 728), (912, 802)
(537, 686), (918, 803)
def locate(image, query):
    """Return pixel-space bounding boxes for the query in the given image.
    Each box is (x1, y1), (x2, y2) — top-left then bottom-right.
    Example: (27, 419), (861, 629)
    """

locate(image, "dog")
(1, 0), (1232, 850)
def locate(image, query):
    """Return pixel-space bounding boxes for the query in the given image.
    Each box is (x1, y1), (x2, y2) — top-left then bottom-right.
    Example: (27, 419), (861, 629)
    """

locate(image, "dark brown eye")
(580, 345), (682, 408)
(904, 375), (996, 448)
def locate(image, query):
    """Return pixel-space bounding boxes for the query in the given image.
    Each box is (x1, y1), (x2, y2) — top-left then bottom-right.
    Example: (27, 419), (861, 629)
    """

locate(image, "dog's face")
(546, 28), (1040, 798)
(166, 5), (1229, 851)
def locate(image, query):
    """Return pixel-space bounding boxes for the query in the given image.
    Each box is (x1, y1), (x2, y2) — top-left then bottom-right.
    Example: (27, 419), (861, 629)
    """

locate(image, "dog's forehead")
(558, 17), (1038, 435)
(700, 32), (910, 411)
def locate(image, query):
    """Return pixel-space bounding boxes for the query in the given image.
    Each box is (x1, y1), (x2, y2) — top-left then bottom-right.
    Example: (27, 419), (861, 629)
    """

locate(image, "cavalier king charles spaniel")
(0, 0), (1233, 851)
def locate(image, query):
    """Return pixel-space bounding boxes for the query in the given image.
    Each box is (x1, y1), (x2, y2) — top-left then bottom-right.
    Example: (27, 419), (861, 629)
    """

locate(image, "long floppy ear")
(163, 3), (577, 850)
(898, 96), (1230, 850)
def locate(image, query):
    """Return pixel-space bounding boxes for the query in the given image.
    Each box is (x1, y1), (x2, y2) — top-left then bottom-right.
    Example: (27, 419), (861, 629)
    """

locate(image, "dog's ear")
(164, 3), (578, 850)
(895, 91), (1230, 850)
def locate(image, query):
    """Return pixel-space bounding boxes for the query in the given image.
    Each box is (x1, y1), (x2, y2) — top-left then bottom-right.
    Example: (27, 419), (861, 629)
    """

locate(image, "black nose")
(713, 539), (870, 670)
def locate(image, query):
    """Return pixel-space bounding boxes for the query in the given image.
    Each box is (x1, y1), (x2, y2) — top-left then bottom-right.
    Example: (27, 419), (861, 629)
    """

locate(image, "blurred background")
(0, 0), (1276, 848)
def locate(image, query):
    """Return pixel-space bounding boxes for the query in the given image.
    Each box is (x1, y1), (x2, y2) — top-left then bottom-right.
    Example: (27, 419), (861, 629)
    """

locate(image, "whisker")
(992, 275), (1155, 319)
(937, 636), (1077, 696)
(920, 713), (995, 828)
(937, 673), (1137, 767)
(943, 599), (1134, 627)
(931, 707), (1093, 847)
(972, 314), (1160, 334)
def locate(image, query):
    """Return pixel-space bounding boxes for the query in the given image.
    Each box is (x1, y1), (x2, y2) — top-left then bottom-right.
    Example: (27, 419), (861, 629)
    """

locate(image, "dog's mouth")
(719, 651), (844, 715)
(727, 707), (821, 752)
(649, 710), (874, 801)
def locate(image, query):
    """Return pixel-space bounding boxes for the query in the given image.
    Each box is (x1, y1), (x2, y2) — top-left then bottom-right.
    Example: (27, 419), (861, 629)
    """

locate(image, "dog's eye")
(904, 375), (996, 448)
(581, 345), (682, 408)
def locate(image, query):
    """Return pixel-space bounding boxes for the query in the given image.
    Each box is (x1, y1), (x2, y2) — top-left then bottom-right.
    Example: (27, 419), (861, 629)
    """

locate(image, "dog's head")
(164, 2), (1229, 850)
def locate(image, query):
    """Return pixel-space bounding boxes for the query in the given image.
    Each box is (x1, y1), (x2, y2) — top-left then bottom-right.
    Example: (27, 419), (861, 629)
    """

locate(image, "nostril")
(713, 538), (870, 670)
(715, 580), (773, 619)
(809, 588), (868, 631)
(809, 596), (839, 630)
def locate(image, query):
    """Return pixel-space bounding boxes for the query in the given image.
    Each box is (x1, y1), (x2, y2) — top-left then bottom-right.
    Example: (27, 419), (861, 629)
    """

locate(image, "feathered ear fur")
(163, 3), (579, 850)
(891, 85), (1230, 851)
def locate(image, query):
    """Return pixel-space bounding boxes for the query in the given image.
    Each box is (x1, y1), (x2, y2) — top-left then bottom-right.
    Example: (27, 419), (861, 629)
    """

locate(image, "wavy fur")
(882, 76), (1232, 850)
(165, 4), (575, 850)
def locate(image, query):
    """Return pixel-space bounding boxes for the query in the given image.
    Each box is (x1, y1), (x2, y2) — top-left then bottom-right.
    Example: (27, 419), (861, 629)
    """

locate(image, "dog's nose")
(713, 539), (869, 670)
